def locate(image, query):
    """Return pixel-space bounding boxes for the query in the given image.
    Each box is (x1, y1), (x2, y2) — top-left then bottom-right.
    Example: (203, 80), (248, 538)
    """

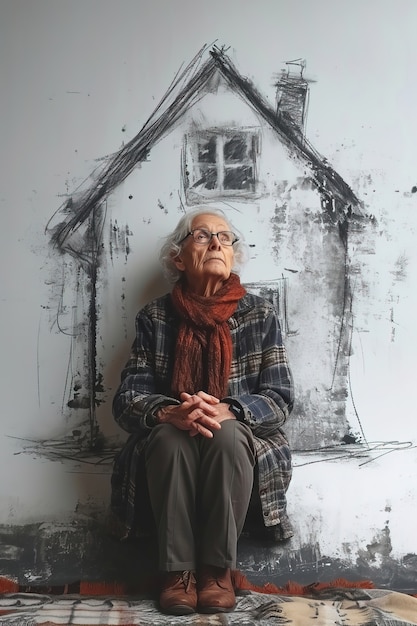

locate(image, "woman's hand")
(181, 391), (236, 437)
(156, 391), (235, 438)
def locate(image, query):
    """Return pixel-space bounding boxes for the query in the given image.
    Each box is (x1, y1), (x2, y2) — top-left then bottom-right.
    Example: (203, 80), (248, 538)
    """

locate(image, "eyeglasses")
(182, 229), (239, 246)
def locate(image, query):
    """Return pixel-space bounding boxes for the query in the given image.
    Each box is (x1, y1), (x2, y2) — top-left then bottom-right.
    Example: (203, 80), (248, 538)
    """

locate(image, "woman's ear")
(172, 254), (185, 271)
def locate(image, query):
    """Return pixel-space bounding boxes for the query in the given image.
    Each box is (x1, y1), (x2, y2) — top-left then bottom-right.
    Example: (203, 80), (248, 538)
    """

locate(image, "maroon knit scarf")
(170, 273), (246, 399)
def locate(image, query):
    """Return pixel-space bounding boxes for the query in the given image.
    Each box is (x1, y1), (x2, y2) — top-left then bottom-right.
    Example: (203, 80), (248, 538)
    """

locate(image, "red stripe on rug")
(0, 572), (376, 597)
(0, 578), (19, 593)
(231, 571), (375, 595)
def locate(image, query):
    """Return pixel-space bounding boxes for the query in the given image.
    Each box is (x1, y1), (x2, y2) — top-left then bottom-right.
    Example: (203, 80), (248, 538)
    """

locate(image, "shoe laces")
(180, 570), (196, 592)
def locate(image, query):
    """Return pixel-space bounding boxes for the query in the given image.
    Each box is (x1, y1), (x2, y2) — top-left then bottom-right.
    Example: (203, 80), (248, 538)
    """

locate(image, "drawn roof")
(48, 44), (366, 257)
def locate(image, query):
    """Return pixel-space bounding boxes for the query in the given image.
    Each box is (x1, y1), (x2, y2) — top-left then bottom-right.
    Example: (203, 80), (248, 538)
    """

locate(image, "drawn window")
(185, 131), (258, 197)
(244, 278), (295, 339)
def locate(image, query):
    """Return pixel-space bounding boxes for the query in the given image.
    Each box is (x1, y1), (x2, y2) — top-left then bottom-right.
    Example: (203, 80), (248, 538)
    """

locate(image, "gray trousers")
(145, 420), (255, 572)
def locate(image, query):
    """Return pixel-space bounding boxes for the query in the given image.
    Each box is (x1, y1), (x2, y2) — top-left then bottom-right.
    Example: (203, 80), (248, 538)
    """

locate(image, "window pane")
(192, 166), (217, 190)
(224, 166), (254, 190)
(197, 136), (216, 163)
(224, 135), (247, 163)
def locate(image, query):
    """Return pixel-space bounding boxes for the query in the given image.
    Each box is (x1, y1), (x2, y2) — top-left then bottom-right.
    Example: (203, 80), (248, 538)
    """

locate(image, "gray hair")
(159, 206), (249, 283)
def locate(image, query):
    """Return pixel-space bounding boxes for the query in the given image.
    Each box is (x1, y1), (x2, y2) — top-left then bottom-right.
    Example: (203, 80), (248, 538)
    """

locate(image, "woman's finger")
(195, 390), (220, 403)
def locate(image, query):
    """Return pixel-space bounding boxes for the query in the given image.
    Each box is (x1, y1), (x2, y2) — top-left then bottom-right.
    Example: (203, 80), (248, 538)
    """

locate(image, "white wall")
(1, 0), (416, 575)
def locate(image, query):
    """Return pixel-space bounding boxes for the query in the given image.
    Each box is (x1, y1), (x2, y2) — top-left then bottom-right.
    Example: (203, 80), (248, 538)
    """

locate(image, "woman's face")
(174, 213), (235, 296)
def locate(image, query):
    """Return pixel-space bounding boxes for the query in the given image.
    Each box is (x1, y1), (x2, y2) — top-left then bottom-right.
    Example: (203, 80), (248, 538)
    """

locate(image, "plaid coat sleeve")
(224, 293), (294, 439)
(112, 295), (179, 434)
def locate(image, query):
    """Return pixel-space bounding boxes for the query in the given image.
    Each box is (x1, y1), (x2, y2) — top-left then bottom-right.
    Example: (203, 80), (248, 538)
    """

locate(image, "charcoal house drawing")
(46, 44), (371, 455)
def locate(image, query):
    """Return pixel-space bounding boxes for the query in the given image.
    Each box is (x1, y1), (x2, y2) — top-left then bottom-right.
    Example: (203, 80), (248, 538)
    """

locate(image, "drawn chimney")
(275, 58), (309, 136)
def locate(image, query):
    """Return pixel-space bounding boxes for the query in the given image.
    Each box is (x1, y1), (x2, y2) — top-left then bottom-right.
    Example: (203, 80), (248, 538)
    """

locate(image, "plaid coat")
(111, 292), (294, 540)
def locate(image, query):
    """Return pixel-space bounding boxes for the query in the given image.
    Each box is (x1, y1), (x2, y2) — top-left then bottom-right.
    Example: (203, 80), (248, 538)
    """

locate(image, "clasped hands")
(156, 391), (235, 438)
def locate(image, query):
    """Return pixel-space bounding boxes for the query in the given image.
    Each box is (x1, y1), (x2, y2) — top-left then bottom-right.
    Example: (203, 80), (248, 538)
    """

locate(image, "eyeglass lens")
(191, 229), (236, 245)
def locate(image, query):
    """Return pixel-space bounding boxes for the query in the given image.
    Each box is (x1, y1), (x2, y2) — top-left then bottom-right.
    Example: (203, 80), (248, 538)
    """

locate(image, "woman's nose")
(209, 234), (222, 249)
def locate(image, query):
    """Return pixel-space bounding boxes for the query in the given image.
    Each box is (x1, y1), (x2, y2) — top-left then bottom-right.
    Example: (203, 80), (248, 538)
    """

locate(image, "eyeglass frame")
(180, 229), (239, 246)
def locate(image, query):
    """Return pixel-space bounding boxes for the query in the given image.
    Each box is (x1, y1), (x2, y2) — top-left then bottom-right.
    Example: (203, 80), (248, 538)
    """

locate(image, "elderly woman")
(111, 207), (293, 615)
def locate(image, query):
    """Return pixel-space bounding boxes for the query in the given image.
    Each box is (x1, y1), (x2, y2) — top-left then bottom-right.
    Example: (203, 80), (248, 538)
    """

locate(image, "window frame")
(244, 278), (297, 340)
(184, 128), (260, 201)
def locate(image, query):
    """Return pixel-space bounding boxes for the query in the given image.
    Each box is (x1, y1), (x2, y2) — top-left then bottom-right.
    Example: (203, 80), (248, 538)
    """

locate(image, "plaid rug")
(1, 586), (417, 625)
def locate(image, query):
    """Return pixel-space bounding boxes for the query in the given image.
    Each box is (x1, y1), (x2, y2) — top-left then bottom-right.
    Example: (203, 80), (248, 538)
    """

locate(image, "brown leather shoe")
(159, 570), (197, 615)
(197, 565), (236, 613)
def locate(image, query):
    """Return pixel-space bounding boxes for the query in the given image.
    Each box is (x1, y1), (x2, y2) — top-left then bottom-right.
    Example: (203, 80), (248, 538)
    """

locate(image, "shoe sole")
(198, 604), (236, 614)
(160, 605), (196, 615)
